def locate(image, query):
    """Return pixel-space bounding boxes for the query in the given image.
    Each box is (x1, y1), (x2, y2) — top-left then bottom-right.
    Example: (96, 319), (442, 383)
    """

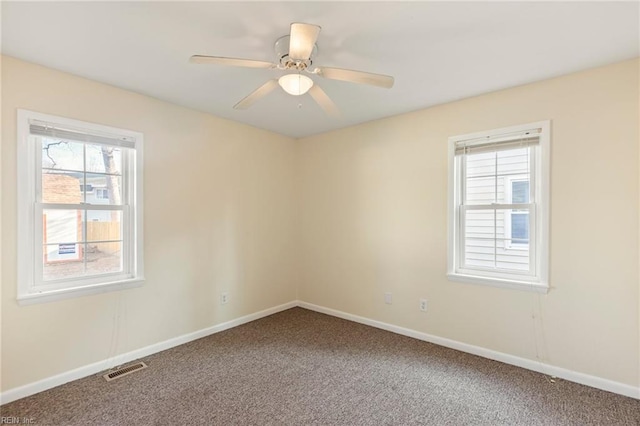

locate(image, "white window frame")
(17, 110), (144, 305)
(447, 121), (550, 293)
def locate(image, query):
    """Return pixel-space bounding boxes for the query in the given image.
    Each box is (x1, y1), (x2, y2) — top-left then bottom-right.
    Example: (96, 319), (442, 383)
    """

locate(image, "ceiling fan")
(189, 23), (394, 116)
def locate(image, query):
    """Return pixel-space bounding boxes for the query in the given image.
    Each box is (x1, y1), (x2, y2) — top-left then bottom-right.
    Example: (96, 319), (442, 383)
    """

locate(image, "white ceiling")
(2, 2), (639, 138)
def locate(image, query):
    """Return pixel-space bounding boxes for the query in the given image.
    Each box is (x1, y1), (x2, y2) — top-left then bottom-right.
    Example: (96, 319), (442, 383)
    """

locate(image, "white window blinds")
(448, 121), (550, 293)
(29, 119), (137, 149)
(454, 129), (541, 156)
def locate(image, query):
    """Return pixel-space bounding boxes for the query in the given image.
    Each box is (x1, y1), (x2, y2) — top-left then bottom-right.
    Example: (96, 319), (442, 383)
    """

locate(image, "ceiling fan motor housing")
(275, 35), (317, 71)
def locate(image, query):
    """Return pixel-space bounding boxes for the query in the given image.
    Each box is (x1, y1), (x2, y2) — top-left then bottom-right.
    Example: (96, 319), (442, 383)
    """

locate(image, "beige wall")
(2, 55), (639, 394)
(297, 59), (640, 386)
(1, 56), (298, 391)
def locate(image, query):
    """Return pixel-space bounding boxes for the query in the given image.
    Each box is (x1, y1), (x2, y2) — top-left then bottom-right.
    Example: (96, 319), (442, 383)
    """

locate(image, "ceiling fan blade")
(190, 55), (275, 69)
(308, 85), (339, 117)
(289, 23), (321, 60)
(316, 67), (394, 89)
(234, 79), (279, 110)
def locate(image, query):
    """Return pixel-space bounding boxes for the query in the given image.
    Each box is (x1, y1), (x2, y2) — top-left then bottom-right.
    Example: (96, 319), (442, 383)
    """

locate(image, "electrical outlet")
(384, 292), (393, 305)
(419, 299), (427, 312)
(220, 292), (229, 305)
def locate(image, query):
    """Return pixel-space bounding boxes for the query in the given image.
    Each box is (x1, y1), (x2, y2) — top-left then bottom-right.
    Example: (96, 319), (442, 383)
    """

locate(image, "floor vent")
(103, 361), (148, 382)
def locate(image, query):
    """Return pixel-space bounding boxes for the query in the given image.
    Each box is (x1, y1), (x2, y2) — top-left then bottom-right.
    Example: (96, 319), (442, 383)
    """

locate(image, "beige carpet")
(2, 308), (639, 425)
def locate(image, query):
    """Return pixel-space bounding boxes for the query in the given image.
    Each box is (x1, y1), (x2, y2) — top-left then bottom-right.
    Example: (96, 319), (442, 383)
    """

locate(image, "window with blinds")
(17, 110), (144, 304)
(447, 121), (550, 292)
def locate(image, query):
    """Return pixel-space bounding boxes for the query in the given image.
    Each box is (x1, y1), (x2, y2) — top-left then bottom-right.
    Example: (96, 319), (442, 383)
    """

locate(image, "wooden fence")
(87, 222), (121, 254)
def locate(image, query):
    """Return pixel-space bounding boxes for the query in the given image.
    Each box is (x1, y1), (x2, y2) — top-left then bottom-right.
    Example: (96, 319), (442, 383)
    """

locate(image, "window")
(17, 110), (144, 304)
(447, 121), (549, 292)
(96, 188), (109, 199)
(505, 178), (529, 248)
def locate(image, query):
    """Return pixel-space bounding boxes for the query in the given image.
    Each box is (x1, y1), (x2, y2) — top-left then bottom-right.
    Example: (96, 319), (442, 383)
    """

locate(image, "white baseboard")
(3, 299), (638, 405)
(0, 301), (298, 405)
(297, 301), (640, 400)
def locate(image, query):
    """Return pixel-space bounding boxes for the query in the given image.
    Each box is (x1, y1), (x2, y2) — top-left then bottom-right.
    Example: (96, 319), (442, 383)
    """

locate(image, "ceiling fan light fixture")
(278, 74), (313, 96)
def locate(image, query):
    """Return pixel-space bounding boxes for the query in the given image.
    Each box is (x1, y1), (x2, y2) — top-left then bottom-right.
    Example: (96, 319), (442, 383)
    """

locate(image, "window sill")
(17, 278), (144, 305)
(447, 273), (549, 294)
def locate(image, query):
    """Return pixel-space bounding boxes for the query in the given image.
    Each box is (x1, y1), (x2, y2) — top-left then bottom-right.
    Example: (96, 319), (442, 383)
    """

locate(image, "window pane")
(511, 212), (529, 241)
(44, 209), (82, 244)
(465, 148), (531, 207)
(512, 181), (529, 204)
(464, 209), (498, 240)
(465, 176), (499, 205)
(497, 240), (530, 272)
(465, 151), (496, 179)
(42, 171), (83, 204)
(41, 138), (85, 171)
(464, 209), (496, 268)
(42, 209), (124, 282)
(42, 240), (124, 281)
(86, 211), (122, 242)
(497, 147), (529, 176)
(465, 237), (531, 273)
(43, 242), (82, 264)
(464, 237), (495, 268)
(463, 208), (531, 274)
(85, 144), (122, 175)
(85, 173), (122, 205)
(85, 242), (123, 275)
(43, 243), (84, 281)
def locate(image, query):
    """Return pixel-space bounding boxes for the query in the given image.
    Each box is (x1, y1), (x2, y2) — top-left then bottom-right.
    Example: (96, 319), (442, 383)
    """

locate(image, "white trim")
(16, 109), (144, 302)
(2, 300), (637, 404)
(446, 272), (549, 294)
(17, 278), (144, 306)
(0, 301), (298, 405)
(298, 301), (639, 400)
(538, 120), (551, 289)
(133, 135), (144, 287)
(17, 109), (36, 300)
(447, 120), (550, 292)
(447, 139), (456, 280)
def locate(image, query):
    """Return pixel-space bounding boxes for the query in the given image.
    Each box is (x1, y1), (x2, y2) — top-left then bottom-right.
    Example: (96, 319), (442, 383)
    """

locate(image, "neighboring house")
(463, 147), (530, 272)
(42, 174), (116, 264)
(81, 182), (113, 222)
(42, 173), (82, 263)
